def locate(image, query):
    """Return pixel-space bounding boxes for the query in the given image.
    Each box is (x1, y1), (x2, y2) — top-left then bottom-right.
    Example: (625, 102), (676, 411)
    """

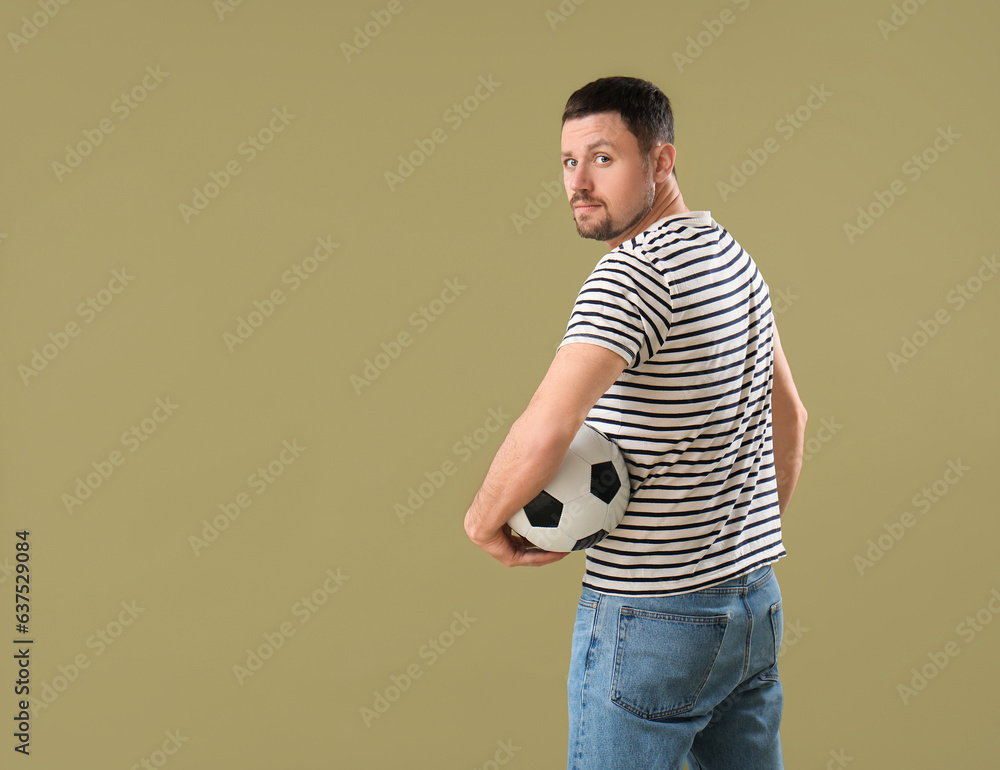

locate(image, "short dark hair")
(562, 76), (675, 156)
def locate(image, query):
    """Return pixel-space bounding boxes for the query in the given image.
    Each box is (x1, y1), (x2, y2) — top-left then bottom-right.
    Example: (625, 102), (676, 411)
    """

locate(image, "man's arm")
(463, 343), (627, 567)
(770, 324), (808, 516)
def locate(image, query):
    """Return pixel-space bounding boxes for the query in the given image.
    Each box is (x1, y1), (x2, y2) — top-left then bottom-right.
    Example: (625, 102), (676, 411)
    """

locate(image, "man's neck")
(606, 184), (690, 250)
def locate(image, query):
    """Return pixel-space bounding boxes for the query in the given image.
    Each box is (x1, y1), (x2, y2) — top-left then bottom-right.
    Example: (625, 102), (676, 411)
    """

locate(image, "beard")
(571, 181), (655, 243)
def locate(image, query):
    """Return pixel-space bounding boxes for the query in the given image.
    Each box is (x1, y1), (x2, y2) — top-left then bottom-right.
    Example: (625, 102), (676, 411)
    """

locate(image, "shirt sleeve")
(558, 249), (673, 370)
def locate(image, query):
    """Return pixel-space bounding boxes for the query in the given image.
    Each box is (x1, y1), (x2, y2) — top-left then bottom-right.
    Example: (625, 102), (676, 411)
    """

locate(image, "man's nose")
(567, 165), (592, 195)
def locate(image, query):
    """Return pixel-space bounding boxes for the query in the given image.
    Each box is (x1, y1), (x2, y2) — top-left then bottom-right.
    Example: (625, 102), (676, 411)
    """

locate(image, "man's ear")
(653, 143), (677, 183)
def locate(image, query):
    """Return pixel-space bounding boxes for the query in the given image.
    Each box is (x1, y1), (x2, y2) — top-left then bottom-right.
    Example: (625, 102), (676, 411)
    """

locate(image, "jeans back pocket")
(610, 608), (729, 720)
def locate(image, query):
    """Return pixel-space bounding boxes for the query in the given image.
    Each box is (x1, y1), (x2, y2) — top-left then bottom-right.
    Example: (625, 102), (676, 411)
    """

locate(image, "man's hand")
(464, 520), (570, 568)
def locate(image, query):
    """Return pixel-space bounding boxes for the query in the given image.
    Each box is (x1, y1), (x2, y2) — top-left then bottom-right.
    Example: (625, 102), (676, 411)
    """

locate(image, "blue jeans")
(567, 564), (784, 769)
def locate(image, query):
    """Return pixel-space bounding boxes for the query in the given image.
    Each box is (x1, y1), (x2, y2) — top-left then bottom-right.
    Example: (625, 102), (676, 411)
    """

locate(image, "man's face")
(561, 112), (655, 244)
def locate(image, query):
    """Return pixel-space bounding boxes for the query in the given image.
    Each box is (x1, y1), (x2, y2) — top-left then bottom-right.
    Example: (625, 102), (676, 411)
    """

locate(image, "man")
(464, 77), (807, 769)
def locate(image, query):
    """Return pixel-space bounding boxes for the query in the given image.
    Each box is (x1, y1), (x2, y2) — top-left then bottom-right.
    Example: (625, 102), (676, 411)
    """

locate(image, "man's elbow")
(794, 400), (809, 436)
(774, 391), (808, 438)
(514, 409), (582, 459)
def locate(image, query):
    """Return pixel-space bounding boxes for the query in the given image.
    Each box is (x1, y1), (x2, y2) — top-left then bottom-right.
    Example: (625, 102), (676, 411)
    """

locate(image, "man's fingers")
(506, 542), (570, 567)
(519, 549), (570, 567)
(481, 529), (569, 567)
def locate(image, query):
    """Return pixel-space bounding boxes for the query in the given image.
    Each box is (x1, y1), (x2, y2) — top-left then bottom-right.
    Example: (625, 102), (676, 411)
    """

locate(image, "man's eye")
(596, 155), (611, 164)
(564, 158), (577, 168)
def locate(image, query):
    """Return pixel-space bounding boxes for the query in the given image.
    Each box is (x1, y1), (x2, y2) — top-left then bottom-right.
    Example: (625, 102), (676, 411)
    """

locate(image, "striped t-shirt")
(558, 211), (784, 596)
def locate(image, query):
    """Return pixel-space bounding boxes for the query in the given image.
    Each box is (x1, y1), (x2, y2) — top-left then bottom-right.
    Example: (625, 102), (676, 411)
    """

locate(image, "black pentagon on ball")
(573, 530), (609, 551)
(524, 491), (563, 528)
(590, 461), (621, 504)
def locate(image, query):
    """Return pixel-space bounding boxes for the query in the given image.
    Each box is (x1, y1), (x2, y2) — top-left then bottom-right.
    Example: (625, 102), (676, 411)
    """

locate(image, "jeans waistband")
(702, 563), (774, 593)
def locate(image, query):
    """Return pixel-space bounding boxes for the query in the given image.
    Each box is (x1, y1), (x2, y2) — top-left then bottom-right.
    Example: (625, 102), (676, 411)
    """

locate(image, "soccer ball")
(508, 424), (629, 552)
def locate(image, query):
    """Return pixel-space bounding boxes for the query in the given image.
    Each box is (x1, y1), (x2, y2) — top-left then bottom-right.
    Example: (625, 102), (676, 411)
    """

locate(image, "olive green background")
(1, 0), (997, 767)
